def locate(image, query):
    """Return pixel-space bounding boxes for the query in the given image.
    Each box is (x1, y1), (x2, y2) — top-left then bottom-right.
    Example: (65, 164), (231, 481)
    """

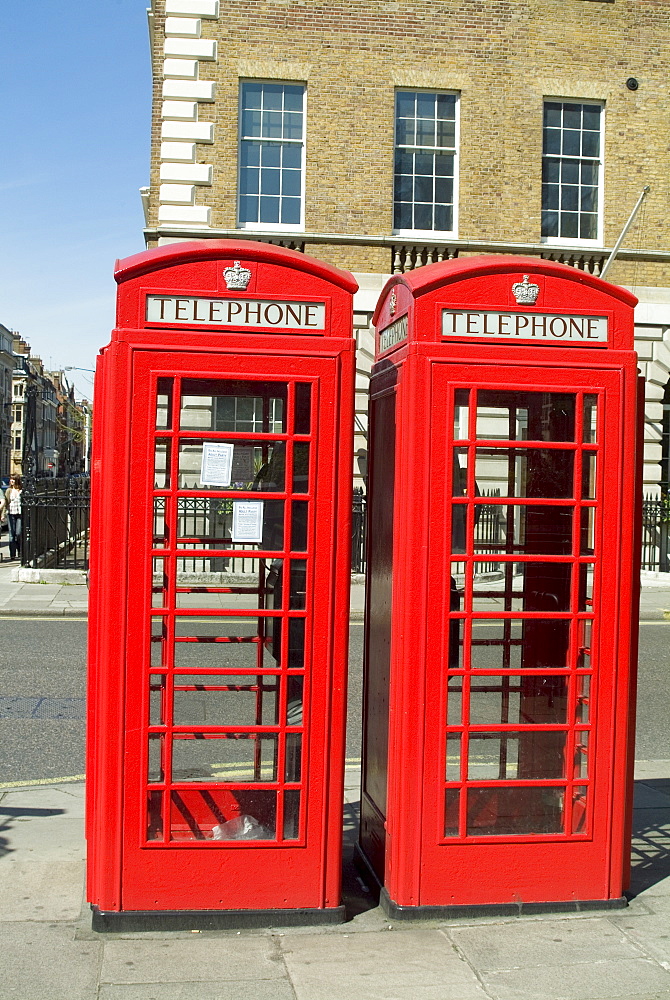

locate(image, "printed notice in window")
(200, 442), (234, 487)
(231, 501), (264, 544)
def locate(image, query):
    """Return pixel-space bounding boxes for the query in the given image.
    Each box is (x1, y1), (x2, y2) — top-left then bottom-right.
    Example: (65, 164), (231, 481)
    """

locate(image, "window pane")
(467, 787), (564, 836)
(542, 102), (601, 242)
(394, 90), (457, 233)
(239, 82), (304, 228)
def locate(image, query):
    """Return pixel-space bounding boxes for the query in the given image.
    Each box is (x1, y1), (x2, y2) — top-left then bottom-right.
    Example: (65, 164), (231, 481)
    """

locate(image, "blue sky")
(0, 1), (152, 398)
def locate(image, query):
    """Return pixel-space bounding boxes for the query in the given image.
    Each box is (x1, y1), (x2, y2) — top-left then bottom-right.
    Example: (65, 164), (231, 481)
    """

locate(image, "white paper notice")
(200, 442), (234, 487)
(231, 501), (264, 544)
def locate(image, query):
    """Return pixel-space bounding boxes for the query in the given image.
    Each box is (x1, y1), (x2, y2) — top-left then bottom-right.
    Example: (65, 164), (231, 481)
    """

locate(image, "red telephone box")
(87, 240), (357, 929)
(358, 256), (642, 916)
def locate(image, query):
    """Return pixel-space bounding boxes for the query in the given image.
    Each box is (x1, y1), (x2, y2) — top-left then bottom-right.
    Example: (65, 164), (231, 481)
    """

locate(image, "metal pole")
(600, 185), (650, 281)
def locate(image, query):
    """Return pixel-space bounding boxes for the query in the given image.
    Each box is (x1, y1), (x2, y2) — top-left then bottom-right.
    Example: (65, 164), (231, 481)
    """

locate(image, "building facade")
(143, 0), (670, 493)
(0, 324), (13, 478)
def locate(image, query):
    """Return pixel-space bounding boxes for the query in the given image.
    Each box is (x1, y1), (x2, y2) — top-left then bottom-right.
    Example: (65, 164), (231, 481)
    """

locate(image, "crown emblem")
(389, 289), (397, 316)
(223, 260), (252, 291)
(512, 274), (540, 305)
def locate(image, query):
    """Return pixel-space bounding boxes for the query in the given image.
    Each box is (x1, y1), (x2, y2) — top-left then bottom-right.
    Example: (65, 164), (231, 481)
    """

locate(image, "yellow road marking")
(0, 774), (85, 789)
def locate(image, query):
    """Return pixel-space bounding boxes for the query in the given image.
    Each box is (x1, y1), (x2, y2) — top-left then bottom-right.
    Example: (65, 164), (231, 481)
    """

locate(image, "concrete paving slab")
(449, 917), (643, 971)
(100, 936), (287, 985)
(634, 780), (670, 809)
(0, 860), (85, 921)
(98, 982), (297, 1000)
(280, 928), (489, 999)
(0, 921), (101, 1000)
(610, 909), (670, 967)
(480, 957), (670, 1000)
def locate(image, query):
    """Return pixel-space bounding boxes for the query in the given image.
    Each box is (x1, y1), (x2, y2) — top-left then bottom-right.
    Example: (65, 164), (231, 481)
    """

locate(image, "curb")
(0, 608), (88, 617)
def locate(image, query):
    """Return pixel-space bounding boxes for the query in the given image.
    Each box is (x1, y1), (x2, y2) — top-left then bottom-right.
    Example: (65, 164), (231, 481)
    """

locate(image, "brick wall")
(148, 0), (670, 286)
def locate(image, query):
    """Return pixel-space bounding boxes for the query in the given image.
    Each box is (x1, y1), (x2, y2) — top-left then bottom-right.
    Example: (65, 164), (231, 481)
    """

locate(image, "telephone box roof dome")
(115, 238), (359, 293)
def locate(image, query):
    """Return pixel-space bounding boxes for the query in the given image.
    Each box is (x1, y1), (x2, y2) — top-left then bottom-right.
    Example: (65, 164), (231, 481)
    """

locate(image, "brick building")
(143, 0), (670, 493)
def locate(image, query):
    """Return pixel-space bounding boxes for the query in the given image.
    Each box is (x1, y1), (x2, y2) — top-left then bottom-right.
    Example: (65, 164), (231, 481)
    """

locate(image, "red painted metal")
(87, 240), (356, 917)
(360, 255), (642, 911)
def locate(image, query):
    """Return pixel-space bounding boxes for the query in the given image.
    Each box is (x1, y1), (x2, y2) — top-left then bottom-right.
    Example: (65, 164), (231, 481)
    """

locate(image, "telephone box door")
(419, 361), (632, 905)
(119, 349), (344, 912)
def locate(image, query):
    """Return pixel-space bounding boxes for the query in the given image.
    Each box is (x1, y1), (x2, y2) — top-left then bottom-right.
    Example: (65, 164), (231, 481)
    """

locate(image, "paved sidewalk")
(2, 763), (670, 1000)
(0, 547), (667, 620)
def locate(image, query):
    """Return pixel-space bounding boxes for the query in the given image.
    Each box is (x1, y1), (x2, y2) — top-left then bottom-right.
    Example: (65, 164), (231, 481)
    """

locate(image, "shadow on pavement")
(628, 778), (670, 896)
(0, 804), (66, 860)
(342, 799), (379, 919)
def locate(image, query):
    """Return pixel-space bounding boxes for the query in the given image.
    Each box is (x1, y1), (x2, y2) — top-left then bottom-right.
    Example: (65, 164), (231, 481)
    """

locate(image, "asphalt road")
(0, 617), (667, 787)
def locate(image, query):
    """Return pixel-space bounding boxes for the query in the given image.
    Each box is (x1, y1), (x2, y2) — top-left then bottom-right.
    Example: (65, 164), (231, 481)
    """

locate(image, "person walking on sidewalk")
(0, 475), (23, 562)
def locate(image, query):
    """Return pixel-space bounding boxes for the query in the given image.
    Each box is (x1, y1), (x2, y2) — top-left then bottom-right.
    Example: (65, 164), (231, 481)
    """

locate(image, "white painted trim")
(158, 204), (211, 224)
(162, 79), (215, 102)
(160, 162), (212, 184)
(164, 37), (216, 60)
(165, 0), (218, 16)
(160, 141), (196, 161)
(159, 183), (196, 204)
(165, 16), (201, 36)
(161, 100), (198, 120)
(163, 58), (199, 79)
(161, 120), (214, 142)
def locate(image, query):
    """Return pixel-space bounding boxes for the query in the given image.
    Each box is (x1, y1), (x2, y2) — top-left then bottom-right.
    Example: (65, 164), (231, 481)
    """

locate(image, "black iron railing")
(22, 476), (90, 570)
(17, 484), (670, 576)
(641, 496), (670, 573)
(351, 487), (367, 574)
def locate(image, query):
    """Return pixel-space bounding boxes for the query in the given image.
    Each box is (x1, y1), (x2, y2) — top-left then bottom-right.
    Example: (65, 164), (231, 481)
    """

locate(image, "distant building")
(143, 0), (670, 493)
(0, 324), (13, 477)
(48, 370), (88, 476)
(11, 337), (58, 478)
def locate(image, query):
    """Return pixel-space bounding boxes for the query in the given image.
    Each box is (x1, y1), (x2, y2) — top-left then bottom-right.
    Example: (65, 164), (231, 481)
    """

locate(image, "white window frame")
(393, 88), (460, 238)
(237, 79), (306, 232)
(541, 98), (605, 248)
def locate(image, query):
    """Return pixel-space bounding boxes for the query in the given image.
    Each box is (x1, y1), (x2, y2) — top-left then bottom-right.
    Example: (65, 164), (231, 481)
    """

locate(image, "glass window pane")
(447, 677), (463, 724)
(261, 168), (281, 195)
(470, 618), (571, 670)
(396, 91), (416, 118)
(285, 733), (302, 782)
(582, 453), (597, 499)
(172, 734), (278, 783)
(150, 674), (165, 725)
(475, 449), (574, 499)
(154, 439), (171, 490)
(468, 732), (567, 780)
(453, 389), (470, 440)
(173, 616), (282, 670)
(259, 196), (280, 223)
(476, 391), (576, 442)
(472, 561), (572, 613)
(170, 789), (276, 841)
(291, 500), (308, 551)
(294, 383), (312, 435)
(582, 131), (600, 157)
(467, 786), (564, 836)
(283, 789), (301, 840)
(148, 734), (164, 783)
(286, 675), (304, 726)
(560, 212), (579, 238)
(583, 395), (598, 443)
(240, 141), (261, 167)
(173, 674), (279, 727)
(444, 788), (460, 837)
(572, 786), (588, 834)
(242, 82), (263, 110)
(472, 503), (574, 557)
(156, 378), (173, 430)
(469, 675), (569, 726)
(147, 791), (163, 841)
(446, 734), (461, 781)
